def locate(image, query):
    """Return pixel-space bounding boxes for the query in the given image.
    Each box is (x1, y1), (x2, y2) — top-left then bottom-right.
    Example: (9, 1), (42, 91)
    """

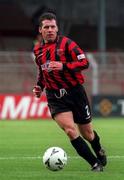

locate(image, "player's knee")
(64, 127), (77, 140)
(83, 131), (94, 141)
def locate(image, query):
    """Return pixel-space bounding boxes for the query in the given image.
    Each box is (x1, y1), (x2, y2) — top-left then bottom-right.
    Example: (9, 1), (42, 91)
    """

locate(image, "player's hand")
(33, 85), (42, 98)
(48, 61), (63, 70)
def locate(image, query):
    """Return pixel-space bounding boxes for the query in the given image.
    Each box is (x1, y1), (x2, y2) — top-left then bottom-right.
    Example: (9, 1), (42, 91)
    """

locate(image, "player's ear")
(39, 27), (42, 33)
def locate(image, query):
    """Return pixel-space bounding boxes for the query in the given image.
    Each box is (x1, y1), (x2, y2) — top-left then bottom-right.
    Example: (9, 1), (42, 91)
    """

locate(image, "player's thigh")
(54, 111), (79, 138)
(77, 122), (94, 141)
(54, 111), (75, 129)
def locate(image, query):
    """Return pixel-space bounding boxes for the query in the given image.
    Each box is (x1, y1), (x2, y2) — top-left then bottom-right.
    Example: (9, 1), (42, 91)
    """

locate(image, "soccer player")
(33, 12), (107, 172)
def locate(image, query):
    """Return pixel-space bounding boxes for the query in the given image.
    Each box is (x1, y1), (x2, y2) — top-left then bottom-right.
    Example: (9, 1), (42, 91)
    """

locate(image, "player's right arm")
(33, 45), (45, 98)
(33, 59), (45, 98)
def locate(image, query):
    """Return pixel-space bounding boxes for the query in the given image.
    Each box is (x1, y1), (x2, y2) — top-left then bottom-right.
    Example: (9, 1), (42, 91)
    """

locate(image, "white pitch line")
(0, 155), (124, 160)
(0, 156), (41, 160)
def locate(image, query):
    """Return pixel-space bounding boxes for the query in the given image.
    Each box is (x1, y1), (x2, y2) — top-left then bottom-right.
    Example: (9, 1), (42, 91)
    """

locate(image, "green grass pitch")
(0, 118), (124, 180)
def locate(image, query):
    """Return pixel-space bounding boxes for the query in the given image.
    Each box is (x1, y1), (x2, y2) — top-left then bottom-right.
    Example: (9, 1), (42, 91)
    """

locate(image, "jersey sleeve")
(33, 47), (45, 90)
(63, 39), (89, 71)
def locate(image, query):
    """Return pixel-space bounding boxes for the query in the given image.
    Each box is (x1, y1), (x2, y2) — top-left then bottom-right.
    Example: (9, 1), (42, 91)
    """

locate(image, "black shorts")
(46, 84), (92, 124)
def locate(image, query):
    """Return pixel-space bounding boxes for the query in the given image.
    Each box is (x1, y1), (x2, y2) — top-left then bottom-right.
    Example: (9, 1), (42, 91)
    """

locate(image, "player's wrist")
(33, 85), (42, 98)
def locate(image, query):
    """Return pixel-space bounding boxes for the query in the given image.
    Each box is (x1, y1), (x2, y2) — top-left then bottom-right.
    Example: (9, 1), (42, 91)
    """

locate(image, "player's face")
(39, 19), (58, 43)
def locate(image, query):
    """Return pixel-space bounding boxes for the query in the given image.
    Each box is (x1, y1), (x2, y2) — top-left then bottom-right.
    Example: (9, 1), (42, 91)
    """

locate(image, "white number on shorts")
(85, 105), (90, 116)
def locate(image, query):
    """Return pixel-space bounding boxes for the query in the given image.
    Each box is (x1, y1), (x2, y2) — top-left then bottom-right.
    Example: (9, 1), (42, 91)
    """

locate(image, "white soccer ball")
(43, 147), (67, 171)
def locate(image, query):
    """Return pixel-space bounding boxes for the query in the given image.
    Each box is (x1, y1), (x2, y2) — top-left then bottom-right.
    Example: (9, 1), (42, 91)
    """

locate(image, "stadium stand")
(85, 53), (124, 95)
(0, 51), (124, 95)
(0, 1), (124, 96)
(0, 52), (36, 93)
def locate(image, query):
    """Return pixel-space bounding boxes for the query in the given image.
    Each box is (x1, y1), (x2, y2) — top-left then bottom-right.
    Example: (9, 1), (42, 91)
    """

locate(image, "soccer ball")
(43, 147), (67, 171)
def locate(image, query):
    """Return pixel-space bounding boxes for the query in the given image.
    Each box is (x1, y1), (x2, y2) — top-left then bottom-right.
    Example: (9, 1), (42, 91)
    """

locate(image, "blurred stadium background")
(0, 0), (124, 119)
(0, 1), (124, 180)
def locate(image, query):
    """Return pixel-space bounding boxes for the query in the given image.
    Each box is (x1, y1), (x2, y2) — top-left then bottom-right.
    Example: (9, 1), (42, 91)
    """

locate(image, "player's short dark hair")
(39, 12), (57, 27)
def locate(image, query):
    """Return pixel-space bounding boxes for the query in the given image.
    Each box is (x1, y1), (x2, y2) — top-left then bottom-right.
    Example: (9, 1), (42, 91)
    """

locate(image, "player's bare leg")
(54, 111), (79, 140)
(54, 112), (103, 171)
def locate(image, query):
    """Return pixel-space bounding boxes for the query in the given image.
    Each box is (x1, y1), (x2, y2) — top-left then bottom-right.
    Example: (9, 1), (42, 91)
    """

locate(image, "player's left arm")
(63, 40), (89, 71)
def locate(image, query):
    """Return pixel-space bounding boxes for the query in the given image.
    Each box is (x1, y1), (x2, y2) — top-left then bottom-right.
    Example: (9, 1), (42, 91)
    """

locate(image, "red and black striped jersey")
(33, 35), (89, 90)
